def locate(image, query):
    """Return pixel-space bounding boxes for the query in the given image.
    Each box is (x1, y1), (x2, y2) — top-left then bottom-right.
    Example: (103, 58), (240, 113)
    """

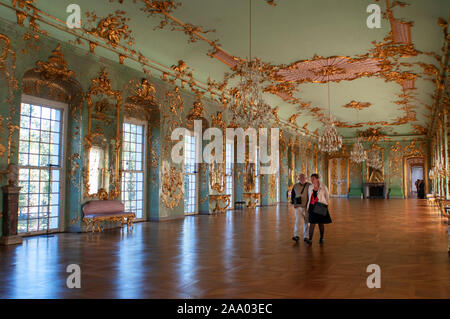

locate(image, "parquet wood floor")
(0, 199), (448, 299)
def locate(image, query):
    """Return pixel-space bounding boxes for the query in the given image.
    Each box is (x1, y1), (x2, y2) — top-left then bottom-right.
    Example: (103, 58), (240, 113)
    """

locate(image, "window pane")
(18, 101), (63, 234)
(121, 122), (145, 219)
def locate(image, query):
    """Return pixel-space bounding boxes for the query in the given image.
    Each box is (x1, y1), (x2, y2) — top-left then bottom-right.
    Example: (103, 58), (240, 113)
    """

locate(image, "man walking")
(291, 173), (311, 242)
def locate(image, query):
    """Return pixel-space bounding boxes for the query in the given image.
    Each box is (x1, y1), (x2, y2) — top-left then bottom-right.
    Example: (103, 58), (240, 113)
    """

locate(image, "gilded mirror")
(366, 145), (384, 183)
(84, 69), (122, 199)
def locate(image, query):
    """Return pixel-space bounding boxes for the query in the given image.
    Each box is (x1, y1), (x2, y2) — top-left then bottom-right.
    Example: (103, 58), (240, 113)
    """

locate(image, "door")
(328, 157), (349, 197)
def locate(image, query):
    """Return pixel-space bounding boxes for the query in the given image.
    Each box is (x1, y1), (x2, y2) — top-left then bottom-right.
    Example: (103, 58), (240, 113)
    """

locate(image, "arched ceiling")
(1, 0), (448, 138)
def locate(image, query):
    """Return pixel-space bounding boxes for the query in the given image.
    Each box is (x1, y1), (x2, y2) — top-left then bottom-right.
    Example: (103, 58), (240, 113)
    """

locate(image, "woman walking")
(306, 173), (332, 245)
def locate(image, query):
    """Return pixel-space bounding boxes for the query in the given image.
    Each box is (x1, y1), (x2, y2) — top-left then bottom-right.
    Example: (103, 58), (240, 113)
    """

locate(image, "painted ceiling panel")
(0, 0), (447, 138)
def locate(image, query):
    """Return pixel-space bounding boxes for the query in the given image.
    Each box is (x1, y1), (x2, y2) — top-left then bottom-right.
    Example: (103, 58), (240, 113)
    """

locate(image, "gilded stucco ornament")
(343, 101), (372, 110)
(244, 161), (256, 193)
(160, 161), (184, 209)
(209, 111), (227, 194)
(125, 78), (159, 121)
(268, 173), (277, 200)
(288, 113), (300, 127)
(209, 194), (230, 214)
(186, 93), (205, 129)
(0, 34), (18, 106)
(0, 33), (19, 163)
(35, 44), (76, 81)
(85, 11), (134, 48)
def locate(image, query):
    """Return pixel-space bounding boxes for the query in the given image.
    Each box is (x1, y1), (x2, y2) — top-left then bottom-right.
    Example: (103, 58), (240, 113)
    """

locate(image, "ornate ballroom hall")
(0, 0), (448, 300)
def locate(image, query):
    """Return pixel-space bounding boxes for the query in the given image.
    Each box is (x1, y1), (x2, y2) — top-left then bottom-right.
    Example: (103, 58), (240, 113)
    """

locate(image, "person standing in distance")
(291, 173), (311, 242)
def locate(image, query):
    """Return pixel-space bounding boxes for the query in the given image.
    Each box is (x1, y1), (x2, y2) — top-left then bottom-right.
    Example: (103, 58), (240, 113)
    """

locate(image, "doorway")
(410, 166), (423, 198)
(404, 157), (426, 198)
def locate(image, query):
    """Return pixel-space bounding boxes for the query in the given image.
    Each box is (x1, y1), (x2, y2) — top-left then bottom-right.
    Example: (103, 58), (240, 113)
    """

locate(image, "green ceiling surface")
(0, 0), (448, 137)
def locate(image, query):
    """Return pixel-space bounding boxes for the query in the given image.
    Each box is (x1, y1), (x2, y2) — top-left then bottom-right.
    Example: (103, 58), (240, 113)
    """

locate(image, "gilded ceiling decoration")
(277, 56), (381, 84)
(1, 0), (446, 138)
(137, 0), (220, 50)
(288, 113), (300, 127)
(343, 101), (372, 110)
(358, 127), (390, 142)
(11, 0), (48, 54)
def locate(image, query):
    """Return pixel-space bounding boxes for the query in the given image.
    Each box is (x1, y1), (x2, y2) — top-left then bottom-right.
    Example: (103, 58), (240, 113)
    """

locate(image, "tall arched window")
(255, 148), (260, 194)
(225, 141), (234, 209)
(121, 119), (147, 220)
(17, 95), (68, 234)
(184, 132), (198, 215)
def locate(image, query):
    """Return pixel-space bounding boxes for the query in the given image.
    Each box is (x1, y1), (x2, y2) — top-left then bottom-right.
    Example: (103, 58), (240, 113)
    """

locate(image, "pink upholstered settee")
(82, 200), (135, 232)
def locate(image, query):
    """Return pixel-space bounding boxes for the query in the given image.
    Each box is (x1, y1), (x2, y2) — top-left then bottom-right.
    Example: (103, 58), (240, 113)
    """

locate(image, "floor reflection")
(10, 236), (61, 298)
(0, 200), (448, 299)
(115, 226), (145, 298)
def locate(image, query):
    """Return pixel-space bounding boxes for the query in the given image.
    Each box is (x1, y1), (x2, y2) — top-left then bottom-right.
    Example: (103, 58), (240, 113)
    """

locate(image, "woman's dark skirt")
(308, 204), (332, 224)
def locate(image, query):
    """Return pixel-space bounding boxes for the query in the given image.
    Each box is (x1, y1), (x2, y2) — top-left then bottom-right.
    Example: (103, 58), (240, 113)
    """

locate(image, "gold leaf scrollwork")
(34, 44), (76, 82)
(161, 161), (184, 209)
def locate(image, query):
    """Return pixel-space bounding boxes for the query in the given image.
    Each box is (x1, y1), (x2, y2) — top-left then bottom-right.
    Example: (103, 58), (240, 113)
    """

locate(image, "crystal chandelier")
(229, 0), (272, 129)
(318, 81), (343, 153)
(230, 59), (272, 128)
(350, 138), (367, 163)
(367, 147), (383, 170)
(318, 116), (343, 153)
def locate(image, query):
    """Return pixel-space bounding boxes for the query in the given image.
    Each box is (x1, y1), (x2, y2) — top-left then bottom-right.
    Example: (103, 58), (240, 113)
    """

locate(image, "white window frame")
(18, 94), (68, 236)
(255, 147), (260, 195)
(225, 141), (234, 210)
(121, 117), (147, 221)
(276, 168), (280, 203)
(184, 132), (199, 215)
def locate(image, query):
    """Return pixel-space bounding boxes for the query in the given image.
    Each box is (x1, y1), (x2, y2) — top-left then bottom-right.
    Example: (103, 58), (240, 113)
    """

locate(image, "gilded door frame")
(327, 156), (350, 197)
(403, 156), (428, 198)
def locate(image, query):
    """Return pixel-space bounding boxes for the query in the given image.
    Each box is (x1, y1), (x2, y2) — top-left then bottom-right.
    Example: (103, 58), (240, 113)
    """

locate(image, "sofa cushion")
(83, 212), (134, 219)
(82, 200), (125, 216)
